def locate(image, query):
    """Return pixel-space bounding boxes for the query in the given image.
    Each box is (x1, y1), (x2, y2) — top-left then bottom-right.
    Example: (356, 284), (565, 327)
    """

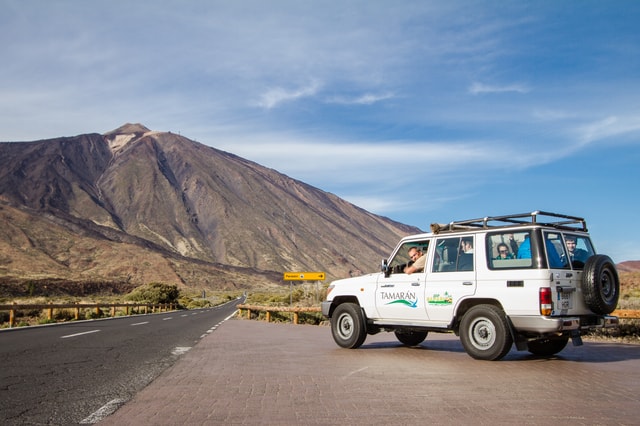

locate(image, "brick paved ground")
(100, 319), (640, 425)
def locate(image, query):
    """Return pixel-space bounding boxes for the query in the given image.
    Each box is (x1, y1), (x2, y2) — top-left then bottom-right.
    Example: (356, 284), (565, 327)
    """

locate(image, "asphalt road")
(0, 297), (243, 425)
(101, 320), (640, 425)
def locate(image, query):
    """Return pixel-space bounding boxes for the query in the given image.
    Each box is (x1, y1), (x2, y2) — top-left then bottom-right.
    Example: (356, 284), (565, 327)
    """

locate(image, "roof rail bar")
(430, 211), (587, 234)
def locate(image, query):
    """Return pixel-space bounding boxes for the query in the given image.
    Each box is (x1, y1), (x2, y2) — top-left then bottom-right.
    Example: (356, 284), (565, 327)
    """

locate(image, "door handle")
(462, 281), (473, 286)
(381, 284), (394, 288)
(411, 283), (420, 286)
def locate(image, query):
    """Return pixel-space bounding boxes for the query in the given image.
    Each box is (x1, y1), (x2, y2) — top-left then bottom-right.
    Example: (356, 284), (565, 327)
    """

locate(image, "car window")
(388, 240), (430, 274)
(432, 236), (474, 272)
(487, 231), (533, 269)
(562, 234), (595, 269)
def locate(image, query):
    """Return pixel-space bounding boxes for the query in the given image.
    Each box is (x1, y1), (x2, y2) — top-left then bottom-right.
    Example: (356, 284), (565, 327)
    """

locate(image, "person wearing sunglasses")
(494, 243), (515, 260)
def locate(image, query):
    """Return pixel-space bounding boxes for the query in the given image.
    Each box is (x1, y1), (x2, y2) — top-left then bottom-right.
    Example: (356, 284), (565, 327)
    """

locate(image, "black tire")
(394, 329), (428, 347)
(527, 337), (569, 356)
(582, 254), (620, 315)
(459, 305), (513, 361)
(330, 303), (367, 349)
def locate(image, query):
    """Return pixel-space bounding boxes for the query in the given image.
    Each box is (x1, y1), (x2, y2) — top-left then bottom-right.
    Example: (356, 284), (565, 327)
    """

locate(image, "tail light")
(539, 287), (553, 316)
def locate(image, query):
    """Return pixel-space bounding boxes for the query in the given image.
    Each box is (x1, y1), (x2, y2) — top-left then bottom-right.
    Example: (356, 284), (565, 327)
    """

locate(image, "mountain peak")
(104, 123), (151, 136)
(103, 123), (153, 153)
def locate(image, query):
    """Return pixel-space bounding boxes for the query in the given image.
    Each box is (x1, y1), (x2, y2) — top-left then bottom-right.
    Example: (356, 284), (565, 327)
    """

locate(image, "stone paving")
(100, 319), (640, 425)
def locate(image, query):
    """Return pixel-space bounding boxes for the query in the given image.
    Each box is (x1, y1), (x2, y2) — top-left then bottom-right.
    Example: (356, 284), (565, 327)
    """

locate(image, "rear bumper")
(510, 315), (618, 334)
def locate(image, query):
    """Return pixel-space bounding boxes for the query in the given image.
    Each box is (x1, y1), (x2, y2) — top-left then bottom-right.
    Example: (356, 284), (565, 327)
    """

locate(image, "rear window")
(486, 231), (533, 269)
(545, 232), (595, 270)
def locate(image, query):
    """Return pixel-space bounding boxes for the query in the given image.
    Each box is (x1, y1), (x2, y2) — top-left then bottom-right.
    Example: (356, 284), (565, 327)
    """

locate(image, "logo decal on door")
(427, 292), (453, 305)
(381, 291), (418, 308)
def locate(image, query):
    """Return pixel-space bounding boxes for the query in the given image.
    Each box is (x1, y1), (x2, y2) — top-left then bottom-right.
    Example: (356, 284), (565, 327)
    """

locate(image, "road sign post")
(283, 272), (326, 309)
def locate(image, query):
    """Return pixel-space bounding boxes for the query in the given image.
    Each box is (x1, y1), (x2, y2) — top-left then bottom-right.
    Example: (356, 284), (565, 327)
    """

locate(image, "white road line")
(60, 330), (101, 339)
(80, 398), (127, 424)
(130, 321), (149, 326)
(162, 317), (173, 321)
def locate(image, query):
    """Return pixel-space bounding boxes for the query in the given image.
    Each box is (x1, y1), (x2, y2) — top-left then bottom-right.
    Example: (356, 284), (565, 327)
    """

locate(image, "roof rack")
(430, 211), (587, 234)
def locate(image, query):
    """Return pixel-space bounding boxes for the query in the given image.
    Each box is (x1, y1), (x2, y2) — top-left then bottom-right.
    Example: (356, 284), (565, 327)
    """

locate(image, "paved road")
(0, 298), (242, 425)
(100, 319), (640, 425)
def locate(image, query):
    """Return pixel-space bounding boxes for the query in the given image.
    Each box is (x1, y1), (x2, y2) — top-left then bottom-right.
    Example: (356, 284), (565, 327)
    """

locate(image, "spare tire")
(581, 254), (619, 314)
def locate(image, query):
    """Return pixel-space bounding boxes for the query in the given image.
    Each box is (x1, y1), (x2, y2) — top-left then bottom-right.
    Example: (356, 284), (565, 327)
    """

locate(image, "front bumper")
(321, 301), (332, 317)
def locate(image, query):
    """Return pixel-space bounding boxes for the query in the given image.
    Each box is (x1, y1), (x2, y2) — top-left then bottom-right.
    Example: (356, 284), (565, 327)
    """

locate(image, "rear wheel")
(460, 305), (513, 361)
(527, 337), (569, 356)
(330, 303), (367, 349)
(582, 255), (620, 314)
(394, 329), (428, 346)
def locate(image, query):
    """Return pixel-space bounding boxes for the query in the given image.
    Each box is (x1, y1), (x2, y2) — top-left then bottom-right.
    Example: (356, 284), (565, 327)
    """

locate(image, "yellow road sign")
(283, 271), (326, 281)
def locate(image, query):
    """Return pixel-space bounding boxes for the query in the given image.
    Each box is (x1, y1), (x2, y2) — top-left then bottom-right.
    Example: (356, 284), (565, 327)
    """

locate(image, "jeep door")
(375, 240), (430, 321)
(425, 236), (477, 324)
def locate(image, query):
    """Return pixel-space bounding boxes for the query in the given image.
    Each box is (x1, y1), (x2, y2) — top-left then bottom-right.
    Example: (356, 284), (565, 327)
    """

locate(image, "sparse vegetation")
(125, 282), (181, 305)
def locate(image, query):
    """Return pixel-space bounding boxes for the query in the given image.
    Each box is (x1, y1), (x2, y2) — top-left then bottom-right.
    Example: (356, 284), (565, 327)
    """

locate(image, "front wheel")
(330, 303), (367, 349)
(394, 329), (428, 347)
(459, 305), (513, 361)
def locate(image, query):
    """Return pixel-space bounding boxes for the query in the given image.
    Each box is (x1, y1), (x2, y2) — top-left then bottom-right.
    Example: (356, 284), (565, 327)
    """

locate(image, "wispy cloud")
(468, 82), (530, 95)
(576, 115), (640, 145)
(253, 81), (322, 109)
(326, 92), (396, 105)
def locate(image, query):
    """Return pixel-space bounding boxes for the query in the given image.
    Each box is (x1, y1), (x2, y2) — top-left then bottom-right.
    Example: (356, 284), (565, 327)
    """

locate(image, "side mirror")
(381, 259), (391, 277)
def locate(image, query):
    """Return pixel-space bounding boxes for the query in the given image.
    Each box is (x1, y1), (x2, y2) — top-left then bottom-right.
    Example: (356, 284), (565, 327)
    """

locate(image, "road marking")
(61, 330), (101, 339)
(181, 314), (188, 317)
(344, 367), (369, 379)
(171, 346), (192, 356)
(80, 398), (127, 424)
(163, 317), (173, 320)
(130, 321), (149, 326)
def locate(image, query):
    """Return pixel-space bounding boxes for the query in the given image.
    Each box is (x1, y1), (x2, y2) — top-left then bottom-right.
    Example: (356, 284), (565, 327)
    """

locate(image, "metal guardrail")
(237, 304), (321, 324)
(0, 302), (179, 328)
(612, 309), (640, 319)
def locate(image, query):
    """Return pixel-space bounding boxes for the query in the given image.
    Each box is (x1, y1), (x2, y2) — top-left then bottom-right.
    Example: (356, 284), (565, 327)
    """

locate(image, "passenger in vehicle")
(457, 238), (474, 271)
(545, 236), (564, 268)
(562, 236), (590, 266)
(404, 247), (425, 274)
(517, 236), (531, 259)
(494, 243), (515, 260)
(507, 234), (519, 257)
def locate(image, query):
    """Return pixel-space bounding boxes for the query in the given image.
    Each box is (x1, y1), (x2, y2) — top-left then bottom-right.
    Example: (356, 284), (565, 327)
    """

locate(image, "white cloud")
(326, 92), (396, 105)
(253, 81), (322, 109)
(468, 82), (530, 95)
(576, 115), (640, 145)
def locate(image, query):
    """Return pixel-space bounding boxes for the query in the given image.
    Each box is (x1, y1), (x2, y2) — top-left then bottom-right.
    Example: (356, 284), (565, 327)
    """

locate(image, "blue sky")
(1, 1), (639, 262)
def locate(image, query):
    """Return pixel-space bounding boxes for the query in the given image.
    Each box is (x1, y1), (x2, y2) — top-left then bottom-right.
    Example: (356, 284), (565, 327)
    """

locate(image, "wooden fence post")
(9, 303), (16, 328)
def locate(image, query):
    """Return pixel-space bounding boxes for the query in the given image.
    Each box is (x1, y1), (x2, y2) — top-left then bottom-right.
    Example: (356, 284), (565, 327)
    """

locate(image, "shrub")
(126, 282), (180, 304)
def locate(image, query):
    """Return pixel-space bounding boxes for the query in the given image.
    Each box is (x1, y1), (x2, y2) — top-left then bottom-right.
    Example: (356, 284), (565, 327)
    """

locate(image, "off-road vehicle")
(322, 211), (620, 360)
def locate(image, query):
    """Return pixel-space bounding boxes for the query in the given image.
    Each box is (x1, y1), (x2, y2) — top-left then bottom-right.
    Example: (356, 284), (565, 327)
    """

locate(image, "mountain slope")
(0, 124), (419, 293)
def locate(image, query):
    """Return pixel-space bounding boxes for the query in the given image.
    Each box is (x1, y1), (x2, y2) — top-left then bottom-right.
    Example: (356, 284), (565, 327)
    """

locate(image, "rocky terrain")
(0, 124), (420, 296)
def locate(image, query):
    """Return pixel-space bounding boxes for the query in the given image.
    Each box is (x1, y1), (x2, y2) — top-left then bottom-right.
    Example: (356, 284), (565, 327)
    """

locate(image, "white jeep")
(322, 211), (620, 360)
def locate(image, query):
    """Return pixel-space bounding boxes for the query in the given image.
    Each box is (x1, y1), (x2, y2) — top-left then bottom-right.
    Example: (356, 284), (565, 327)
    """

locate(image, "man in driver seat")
(404, 247), (426, 274)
